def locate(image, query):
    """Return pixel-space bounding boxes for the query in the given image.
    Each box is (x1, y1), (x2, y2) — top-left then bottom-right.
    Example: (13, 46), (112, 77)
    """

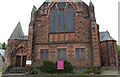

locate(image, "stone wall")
(5, 39), (28, 67)
(31, 2), (94, 68)
(33, 43), (92, 67)
(100, 41), (118, 67)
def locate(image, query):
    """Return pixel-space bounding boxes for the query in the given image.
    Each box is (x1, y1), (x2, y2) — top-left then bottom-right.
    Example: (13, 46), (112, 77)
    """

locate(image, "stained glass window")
(40, 49), (49, 59)
(21, 50), (23, 54)
(81, 48), (85, 59)
(76, 49), (80, 59)
(58, 2), (66, 9)
(10, 44), (13, 51)
(40, 49), (44, 59)
(65, 7), (69, 32)
(68, 4), (71, 9)
(113, 42), (114, 48)
(49, 2), (75, 33)
(57, 49), (61, 59)
(45, 49), (49, 59)
(55, 8), (59, 32)
(76, 48), (85, 59)
(62, 49), (66, 58)
(70, 7), (75, 32)
(49, 8), (54, 33)
(57, 49), (66, 59)
(60, 11), (64, 32)
(110, 45), (112, 54)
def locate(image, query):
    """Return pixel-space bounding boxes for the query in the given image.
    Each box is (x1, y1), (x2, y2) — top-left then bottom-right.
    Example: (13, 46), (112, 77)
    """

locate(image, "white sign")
(26, 60), (32, 65)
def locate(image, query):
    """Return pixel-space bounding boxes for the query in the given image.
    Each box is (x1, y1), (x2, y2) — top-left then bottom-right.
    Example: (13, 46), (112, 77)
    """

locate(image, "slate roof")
(32, 5), (37, 13)
(100, 31), (115, 42)
(0, 49), (6, 59)
(9, 22), (24, 39)
(23, 36), (28, 40)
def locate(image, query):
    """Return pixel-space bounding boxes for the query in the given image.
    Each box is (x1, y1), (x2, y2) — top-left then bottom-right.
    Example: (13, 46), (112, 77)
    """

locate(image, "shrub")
(5, 65), (12, 72)
(40, 60), (73, 74)
(40, 61), (56, 74)
(30, 69), (38, 75)
(2, 67), (6, 74)
(84, 69), (94, 74)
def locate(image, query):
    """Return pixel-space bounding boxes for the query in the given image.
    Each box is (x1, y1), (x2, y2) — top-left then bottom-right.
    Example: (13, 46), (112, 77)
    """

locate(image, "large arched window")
(49, 2), (75, 33)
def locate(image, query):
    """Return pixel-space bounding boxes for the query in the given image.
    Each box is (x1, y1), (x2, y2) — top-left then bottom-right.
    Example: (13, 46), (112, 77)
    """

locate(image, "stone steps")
(5, 67), (25, 74)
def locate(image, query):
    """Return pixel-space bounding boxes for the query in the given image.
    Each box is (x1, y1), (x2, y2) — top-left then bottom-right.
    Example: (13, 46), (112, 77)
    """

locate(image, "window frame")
(75, 48), (85, 59)
(40, 49), (49, 59)
(10, 44), (13, 52)
(49, 2), (75, 33)
(110, 45), (112, 54)
(57, 48), (66, 59)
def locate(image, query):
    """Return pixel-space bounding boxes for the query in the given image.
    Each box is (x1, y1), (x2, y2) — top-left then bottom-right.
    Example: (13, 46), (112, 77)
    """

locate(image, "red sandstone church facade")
(5, 0), (118, 71)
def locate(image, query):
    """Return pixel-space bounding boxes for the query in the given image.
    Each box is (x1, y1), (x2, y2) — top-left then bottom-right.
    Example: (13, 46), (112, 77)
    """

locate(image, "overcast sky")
(0, 0), (119, 44)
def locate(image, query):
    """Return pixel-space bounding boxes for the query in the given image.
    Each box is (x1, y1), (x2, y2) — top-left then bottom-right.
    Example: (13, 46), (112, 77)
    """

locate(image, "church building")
(5, 0), (118, 72)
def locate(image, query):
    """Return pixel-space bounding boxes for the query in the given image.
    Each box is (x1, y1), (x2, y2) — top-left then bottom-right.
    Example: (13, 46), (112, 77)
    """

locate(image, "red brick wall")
(91, 21), (101, 67)
(5, 39), (28, 67)
(100, 41), (118, 67)
(5, 39), (21, 66)
(31, 2), (94, 68)
(33, 43), (92, 67)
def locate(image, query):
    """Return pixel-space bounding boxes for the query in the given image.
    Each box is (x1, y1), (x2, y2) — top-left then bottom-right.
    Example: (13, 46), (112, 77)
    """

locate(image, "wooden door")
(16, 56), (21, 67)
(22, 56), (26, 67)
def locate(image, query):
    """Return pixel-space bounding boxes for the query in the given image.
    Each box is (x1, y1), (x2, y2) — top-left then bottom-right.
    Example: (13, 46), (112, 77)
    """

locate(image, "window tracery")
(49, 2), (75, 33)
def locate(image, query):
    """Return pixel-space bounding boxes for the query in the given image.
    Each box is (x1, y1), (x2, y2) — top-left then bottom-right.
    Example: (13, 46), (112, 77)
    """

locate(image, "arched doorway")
(16, 47), (27, 67)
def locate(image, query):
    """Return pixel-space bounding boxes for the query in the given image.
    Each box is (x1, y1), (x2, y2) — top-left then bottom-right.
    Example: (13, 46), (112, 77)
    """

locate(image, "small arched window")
(10, 44), (13, 52)
(49, 2), (75, 33)
(110, 45), (112, 54)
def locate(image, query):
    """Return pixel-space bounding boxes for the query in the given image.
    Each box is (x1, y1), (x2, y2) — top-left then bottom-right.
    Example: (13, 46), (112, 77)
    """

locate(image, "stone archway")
(16, 47), (27, 67)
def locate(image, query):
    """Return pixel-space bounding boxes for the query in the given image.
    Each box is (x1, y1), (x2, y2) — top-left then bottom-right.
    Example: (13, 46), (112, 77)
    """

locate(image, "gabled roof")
(10, 40), (28, 53)
(100, 31), (115, 42)
(9, 22), (24, 39)
(0, 49), (6, 59)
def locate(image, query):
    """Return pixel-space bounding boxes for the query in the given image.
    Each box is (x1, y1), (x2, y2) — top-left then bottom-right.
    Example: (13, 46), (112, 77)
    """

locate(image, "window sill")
(49, 32), (75, 34)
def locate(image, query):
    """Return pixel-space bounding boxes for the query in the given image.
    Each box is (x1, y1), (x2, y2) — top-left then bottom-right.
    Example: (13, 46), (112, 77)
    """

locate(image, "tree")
(0, 43), (2, 49)
(2, 42), (6, 50)
(117, 45), (120, 63)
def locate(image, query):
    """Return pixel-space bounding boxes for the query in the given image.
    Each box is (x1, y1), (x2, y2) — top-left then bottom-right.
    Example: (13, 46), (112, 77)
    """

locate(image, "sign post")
(26, 60), (32, 74)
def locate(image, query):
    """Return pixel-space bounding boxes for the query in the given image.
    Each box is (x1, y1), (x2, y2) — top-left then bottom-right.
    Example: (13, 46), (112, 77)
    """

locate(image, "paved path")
(0, 72), (2, 77)
(3, 73), (25, 75)
(101, 69), (119, 75)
